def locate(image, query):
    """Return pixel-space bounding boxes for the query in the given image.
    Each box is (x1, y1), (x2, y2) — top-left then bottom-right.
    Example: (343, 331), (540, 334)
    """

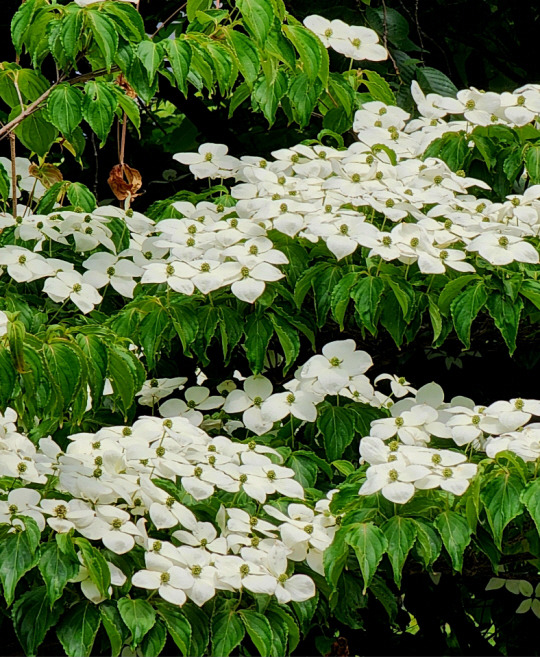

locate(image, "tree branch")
(0, 66), (119, 141)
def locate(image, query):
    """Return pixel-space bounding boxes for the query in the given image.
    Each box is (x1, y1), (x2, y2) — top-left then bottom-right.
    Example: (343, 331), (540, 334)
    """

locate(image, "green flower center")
(388, 469), (399, 482)
(160, 572), (170, 583)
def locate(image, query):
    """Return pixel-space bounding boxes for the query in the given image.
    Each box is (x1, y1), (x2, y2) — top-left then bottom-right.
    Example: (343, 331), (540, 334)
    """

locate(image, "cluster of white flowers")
(0, 405), (339, 607)
(303, 15), (388, 62)
(358, 379), (540, 503)
(2, 79), (540, 314)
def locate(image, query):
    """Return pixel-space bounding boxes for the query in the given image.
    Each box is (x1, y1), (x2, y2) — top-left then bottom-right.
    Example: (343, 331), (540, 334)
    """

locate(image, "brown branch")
(0, 66), (119, 142)
(9, 133), (16, 218)
(151, 2), (187, 39)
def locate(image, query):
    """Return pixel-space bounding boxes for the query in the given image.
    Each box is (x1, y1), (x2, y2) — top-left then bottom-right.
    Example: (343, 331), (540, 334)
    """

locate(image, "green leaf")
(60, 9), (84, 61)
(228, 29), (261, 87)
(265, 609), (288, 657)
(156, 602), (192, 655)
(163, 38), (192, 95)
(268, 605), (299, 652)
(187, 0), (212, 21)
(43, 340), (83, 410)
(237, 0), (273, 45)
(83, 80), (118, 144)
(75, 537), (111, 599)
(170, 304), (199, 355)
(317, 406), (356, 461)
(312, 264), (342, 327)
(384, 276), (415, 321)
(363, 70), (396, 105)
(244, 315), (274, 373)
(291, 593), (318, 634)
(67, 181), (97, 212)
(284, 24), (322, 81)
(86, 9), (119, 71)
(12, 108), (57, 157)
(100, 602), (128, 657)
(252, 69), (288, 125)
(413, 519), (442, 568)
(427, 296), (443, 343)
(211, 606), (245, 657)
(75, 333), (108, 402)
(269, 314), (300, 373)
(434, 511), (472, 572)
(108, 346), (145, 416)
(0, 161), (10, 201)
(0, 518), (40, 606)
(380, 293), (406, 347)
(218, 306), (243, 362)
(323, 527), (349, 589)
(417, 66), (458, 97)
(382, 516), (417, 587)
(102, 2), (146, 41)
(0, 347), (16, 409)
(113, 87), (141, 133)
(450, 281), (487, 349)
(286, 453), (318, 488)
(522, 478), (540, 536)
(331, 272), (359, 329)
(12, 0), (45, 54)
(438, 274), (480, 315)
(239, 610), (274, 657)
(481, 474), (523, 548)
(46, 83), (83, 135)
(287, 72), (322, 127)
(38, 542), (79, 607)
(351, 276), (385, 334)
(137, 40), (164, 83)
(525, 143), (540, 184)
(140, 620), (167, 657)
(12, 586), (62, 657)
(346, 522), (388, 592)
(140, 305), (169, 369)
(520, 279), (540, 310)
(183, 604), (209, 657)
(57, 602), (101, 657)
(485, 293), (523, 355)
(117, 598), (156, 648)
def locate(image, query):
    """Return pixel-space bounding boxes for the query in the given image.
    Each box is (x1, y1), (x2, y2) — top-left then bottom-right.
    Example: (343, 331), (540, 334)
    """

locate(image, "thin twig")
(380, 0), (401, 79)
(0, 66), (119, 141)
(9, 133), (17, 218)
(151, 2), (187, 39)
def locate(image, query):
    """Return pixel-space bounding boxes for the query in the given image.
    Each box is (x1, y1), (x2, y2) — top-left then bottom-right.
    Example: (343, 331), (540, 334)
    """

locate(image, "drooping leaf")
(346, 522), (388, 592)
(317, 406), (356, 461)
(12, 586), (62, 657)
(38, 541), (79, 607)
(57, 602), (101, 657)
(481, 474), (523, 548)
(435, 511), (472, 572)
(117, 597), (156, 648)
(382, 516), (417, 587)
